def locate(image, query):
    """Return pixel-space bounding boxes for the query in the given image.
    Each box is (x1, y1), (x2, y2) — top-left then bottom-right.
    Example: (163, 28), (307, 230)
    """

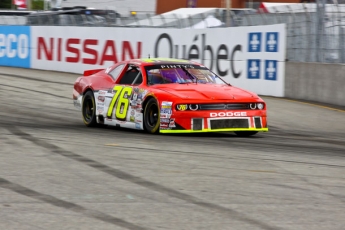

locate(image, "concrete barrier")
(285, 62), (345, 107)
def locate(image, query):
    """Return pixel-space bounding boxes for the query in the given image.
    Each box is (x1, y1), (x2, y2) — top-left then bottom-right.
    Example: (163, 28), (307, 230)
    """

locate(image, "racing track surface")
(0, 66), (345, 230)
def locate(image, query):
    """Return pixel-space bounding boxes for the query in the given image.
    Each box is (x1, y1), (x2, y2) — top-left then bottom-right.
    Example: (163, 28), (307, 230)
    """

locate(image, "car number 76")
(107, 85), (133, 120)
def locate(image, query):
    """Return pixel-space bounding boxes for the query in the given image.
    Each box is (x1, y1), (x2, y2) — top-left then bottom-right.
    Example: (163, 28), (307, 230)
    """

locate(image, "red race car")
(73, 58), (268, 136)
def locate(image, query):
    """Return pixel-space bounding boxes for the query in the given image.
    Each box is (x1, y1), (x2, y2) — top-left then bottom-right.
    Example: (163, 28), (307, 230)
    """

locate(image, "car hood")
(151, 83), (259, 101)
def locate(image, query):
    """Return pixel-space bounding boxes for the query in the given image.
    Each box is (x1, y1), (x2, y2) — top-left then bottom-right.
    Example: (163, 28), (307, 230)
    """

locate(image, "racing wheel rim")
(147, 103), (159, 127)
(83, 96), (94, 123)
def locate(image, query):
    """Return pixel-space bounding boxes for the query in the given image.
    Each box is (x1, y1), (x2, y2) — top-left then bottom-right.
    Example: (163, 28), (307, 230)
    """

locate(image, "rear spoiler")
(83, 68), (104, 76)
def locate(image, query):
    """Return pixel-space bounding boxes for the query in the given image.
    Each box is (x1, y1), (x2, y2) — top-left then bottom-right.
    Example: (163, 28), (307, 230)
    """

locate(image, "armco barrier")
(1, 24), (286, 97)
(285, 62), (345, 107)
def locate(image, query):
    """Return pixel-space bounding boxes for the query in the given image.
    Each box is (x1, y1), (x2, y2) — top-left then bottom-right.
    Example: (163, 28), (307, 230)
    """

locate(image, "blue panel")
(0, 26), (31, 68)
(247, 59), (261, 79)
(264, 60), (278, 81)
(248, 33), (261, 52)
(266, 32), (278, 52)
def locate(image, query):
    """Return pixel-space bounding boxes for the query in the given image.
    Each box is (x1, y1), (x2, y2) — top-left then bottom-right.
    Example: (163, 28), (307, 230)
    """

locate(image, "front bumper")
(159, 110), (268, 133)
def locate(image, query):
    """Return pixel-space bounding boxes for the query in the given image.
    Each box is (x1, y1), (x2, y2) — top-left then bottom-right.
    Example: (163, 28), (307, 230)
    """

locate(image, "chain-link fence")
(240, 4), (345, 63)
(1, 4), (345, 63)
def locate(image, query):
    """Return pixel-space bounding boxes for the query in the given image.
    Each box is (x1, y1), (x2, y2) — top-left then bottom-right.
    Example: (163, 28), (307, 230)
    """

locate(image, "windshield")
(145, 64), (227, 85)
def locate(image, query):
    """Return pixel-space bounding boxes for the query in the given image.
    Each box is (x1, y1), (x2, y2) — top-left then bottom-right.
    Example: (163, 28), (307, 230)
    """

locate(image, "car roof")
(129, 58), (202, 66)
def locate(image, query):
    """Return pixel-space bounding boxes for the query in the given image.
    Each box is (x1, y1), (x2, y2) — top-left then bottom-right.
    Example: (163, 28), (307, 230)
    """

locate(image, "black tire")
(143, 98), (160, 134)
(234, 131), (258, 137)
(82, 90), (97, 127)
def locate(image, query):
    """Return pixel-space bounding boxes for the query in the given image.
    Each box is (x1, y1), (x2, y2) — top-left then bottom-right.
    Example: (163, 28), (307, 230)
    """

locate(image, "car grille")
(199, 103), (250, 110)
(192, 118), (203, 130)
(254, 117), (262, 128)
(209, 118), (249, 129)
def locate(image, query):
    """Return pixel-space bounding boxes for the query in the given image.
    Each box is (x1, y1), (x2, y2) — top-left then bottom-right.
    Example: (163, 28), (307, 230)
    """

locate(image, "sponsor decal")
(161, 108), (172, 114)
(160, 114), (171, 119)
(160, 118), (170, 123)
(135, 123), (141, 129)
(160, 123), (169, 128)
(130, 116), (135, 122)
(138, 89), (147, 100)
(162, 101), (173, 106)
(176, 104), (187, 111)
(169, 121), (176, 128)
(160, 64), (195, 69)
(135, 113), (142, 122)
(98, 96), (105, 102)
(162, 105), (172, 109)
(210, 112), (247, 117)
(99, 90), (107, 95)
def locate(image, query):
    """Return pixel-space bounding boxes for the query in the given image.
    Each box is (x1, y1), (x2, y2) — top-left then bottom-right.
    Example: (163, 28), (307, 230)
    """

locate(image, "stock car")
(73, 58), (268, 136)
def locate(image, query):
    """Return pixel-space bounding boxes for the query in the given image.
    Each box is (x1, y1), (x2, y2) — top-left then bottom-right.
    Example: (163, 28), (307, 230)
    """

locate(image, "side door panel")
(98, 64), (147, 130)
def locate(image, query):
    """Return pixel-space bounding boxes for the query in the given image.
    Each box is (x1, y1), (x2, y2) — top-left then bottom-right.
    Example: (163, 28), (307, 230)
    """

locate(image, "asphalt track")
(0, 66), (344, 230)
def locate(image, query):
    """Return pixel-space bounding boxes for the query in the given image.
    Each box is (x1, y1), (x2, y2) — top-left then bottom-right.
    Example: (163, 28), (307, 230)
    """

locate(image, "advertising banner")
(6, 24), (285, 96)
(0, 26), (31, 68)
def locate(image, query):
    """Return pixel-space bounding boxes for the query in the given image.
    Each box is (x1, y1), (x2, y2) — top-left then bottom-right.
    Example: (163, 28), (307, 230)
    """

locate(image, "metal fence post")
(340, 27), (345, 63)
(316, 0), (326, 62)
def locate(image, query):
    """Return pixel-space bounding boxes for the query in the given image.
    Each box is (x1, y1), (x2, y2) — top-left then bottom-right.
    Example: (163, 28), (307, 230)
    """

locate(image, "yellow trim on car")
(160, 128), (268, 133)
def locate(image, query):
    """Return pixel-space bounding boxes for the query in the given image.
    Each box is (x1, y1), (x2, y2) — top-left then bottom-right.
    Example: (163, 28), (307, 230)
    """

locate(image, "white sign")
(30, 24), (286, 96)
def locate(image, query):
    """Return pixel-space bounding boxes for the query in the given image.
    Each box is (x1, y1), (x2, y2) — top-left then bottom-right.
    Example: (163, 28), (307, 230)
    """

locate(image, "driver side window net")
(119, 66), (143, 85)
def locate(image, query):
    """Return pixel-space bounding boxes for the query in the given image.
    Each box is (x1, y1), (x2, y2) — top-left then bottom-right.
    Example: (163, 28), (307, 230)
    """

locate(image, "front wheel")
(82, 90), (96, 127)
(234, 131), (258, 137)
(143, 98), (160, 134)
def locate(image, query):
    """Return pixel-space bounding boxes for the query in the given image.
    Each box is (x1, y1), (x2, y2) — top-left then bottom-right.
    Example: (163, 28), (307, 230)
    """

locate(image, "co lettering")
(154, 33), (242, 78)
(0, 34), (29, 59)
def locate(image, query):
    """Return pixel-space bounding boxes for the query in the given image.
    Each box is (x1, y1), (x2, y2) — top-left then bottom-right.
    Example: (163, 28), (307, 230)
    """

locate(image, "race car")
(73, 58), (268, 136)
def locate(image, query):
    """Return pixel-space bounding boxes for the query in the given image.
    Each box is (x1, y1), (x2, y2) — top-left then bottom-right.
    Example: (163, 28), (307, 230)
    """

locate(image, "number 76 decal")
(107, 85), (133, 120)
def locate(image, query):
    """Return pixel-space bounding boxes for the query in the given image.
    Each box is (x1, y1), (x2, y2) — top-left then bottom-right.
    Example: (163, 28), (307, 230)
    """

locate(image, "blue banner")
(0, 26), (31, 68)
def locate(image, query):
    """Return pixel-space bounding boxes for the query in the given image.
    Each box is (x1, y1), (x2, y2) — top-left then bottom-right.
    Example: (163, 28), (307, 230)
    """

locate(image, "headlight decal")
(176, 104), (188, 111)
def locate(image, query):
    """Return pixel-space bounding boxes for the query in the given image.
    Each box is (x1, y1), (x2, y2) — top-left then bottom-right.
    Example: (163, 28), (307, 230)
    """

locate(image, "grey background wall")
(285, 62), (345, 107)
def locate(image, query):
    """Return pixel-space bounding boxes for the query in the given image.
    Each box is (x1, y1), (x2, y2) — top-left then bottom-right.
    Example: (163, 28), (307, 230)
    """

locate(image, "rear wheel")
(82, 90), (96, 127)
(143, 98), (160, 134)
(234, 131), (258, 137)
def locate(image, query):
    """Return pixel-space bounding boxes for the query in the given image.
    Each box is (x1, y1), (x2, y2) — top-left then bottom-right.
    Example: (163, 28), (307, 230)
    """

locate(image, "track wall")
(285, 62), (345, 106)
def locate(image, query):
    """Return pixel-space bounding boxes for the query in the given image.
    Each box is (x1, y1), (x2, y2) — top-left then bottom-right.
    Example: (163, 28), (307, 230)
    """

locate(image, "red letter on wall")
(66, 38), (80, 63)
(122, 41), (142, 61)
(100, 40), (118, 65)
(83, 39), (98, 65)
(37, 37), (54, 60)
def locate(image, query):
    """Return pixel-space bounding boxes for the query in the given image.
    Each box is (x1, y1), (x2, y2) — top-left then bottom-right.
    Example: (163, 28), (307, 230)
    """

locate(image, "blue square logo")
(265, 60), (277, 81)
(248, 33), (261, 52)
(247, 59), (261, 79)
(266, 32), (278, 52)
